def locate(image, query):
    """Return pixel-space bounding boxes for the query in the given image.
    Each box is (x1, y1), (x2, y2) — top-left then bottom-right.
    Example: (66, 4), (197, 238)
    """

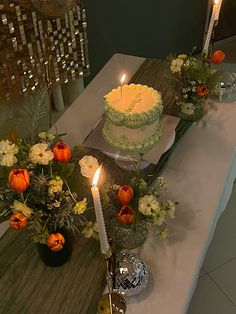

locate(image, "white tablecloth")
(2, 53), (236, 314)
(52, 53), (236, 314)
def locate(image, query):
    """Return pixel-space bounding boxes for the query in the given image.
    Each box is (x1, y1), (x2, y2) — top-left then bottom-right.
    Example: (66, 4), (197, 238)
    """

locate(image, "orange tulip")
(8, 168), (30, 193)
(211, 50), (225, 65)
(9, 213), (27, 230)
(47, 233), (65, 252)
(52, 141), (71, 163)
(196, 85), (208, 97)
(118, 205), (135, 224)
(117, 185), (134, 205)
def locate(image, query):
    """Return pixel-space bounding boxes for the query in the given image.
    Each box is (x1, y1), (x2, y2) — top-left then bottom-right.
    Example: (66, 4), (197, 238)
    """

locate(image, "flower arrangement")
(0, 131), (99, 252)
(0, 129), (177, 253)
(107, 176), (177, 249)
(168, 49), (225, 117)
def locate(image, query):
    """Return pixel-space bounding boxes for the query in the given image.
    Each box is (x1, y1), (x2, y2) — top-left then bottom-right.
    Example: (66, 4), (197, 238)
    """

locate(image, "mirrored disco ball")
(31, 0), (76, 18)
(114, 251), (149, 297)
(219, 72), (236, 102)
(211, 71), (236, 102)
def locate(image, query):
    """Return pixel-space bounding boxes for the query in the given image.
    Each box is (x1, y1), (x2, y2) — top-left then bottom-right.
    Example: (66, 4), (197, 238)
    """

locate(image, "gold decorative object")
(97, 293), (127, 314)
(31, 0), (76, 19)
(0, 0), (89, 103)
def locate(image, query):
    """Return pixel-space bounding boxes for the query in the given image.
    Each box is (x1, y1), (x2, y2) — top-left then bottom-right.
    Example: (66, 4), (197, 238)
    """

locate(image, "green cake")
(102, 84), (163, 152)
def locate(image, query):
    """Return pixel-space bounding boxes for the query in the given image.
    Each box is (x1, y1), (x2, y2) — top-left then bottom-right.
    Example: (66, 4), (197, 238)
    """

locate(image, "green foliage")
(18, 96), (49, 141)
(168, 53), (224, 103)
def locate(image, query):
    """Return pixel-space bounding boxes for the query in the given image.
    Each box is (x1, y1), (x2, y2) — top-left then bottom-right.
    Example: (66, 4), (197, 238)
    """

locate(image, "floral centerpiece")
(0, 131), (100, 266)
(168, 49), (225, 120)
(0, 128), (178, 257)
(106, 176), (177, 250)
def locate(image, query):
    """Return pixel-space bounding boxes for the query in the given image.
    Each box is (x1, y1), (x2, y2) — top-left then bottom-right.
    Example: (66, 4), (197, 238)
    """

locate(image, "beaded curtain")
(0, 1), (89, 103)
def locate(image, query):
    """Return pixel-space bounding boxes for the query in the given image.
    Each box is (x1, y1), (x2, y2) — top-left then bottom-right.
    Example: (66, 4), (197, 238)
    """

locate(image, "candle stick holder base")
(97, 293), (127, 314)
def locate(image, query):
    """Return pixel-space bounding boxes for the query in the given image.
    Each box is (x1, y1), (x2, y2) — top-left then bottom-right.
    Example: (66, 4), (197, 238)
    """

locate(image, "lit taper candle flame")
(91, 166), (110, 254)
(120, 73), (126, 98)
(213, 0), (222, 22)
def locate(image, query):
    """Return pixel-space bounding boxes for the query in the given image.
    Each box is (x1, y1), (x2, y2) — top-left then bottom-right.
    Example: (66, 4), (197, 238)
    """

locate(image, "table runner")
(0, 58), (194, 313)
(130, 58), (192, 183)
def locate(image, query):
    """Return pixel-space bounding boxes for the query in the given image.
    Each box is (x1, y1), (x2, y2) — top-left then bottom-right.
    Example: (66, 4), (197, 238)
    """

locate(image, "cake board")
(84, 115), (180, 166)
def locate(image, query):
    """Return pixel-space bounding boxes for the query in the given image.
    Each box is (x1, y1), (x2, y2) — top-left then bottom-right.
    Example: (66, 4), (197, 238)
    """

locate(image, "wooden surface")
(0, 229), (106, 314)
(0, 58), (193, 314)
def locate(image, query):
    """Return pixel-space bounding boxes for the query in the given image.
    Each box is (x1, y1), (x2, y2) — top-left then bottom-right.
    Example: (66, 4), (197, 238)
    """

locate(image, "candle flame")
(213, 0), (219, 4)
(120, 73), (126, 85)
(92, 166), (102, 186)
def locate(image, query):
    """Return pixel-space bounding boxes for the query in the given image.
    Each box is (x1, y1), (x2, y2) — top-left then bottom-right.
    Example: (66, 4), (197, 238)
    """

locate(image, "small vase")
(177, 97), (205, 121)
(108, 219), (149, 250)
(36, 230), (73, 267)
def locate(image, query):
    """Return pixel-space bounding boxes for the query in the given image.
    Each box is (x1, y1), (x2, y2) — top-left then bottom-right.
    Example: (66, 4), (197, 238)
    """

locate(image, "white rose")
(180, 103), (195, 115)
(79, 155), (99, 178)
(167, 200), (176, 219)
(11, 200), (32, 218)
(0, 140), (19, 167)
(138, 194), (160, 216)
(29, 143), (54, 165)
(170, 58), (184, 73)
(154, 210), (167, 226)
(82, 221), (98, 238)
(38, 131), (55, 142)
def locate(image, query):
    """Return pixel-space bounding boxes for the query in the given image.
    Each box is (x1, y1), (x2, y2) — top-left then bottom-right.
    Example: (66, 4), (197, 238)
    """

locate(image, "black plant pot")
(36, 231), (74, 267)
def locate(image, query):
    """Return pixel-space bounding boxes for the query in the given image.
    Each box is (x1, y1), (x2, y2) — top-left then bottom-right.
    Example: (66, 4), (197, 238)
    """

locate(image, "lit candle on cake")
(91, 166), (110, 254)
(120, 73), (126, 98)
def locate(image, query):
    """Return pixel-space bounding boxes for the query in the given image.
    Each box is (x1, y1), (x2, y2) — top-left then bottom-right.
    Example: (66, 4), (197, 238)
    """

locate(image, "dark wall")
(84, 0), (208, 82)
(215, 0), (236, 41)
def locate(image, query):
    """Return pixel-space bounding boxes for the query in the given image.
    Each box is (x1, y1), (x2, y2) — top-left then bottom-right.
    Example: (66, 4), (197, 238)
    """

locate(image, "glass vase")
(36, 229), (73, 267)
(177, 97), (205, 121)
(108, 219), (149, 250)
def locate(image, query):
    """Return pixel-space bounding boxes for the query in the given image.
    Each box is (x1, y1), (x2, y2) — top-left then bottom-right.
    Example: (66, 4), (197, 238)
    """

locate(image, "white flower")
(154, 210), (167, 226)
(183, 60), (190, 67)
(0, 140), (19, 167)
(82, 221), (98, 238)
(157, 176), (167, 188)
(11, 200), (32, 218)
(167, 200), (176, 219)
(73, 198), (87, 214)
(180, 103), (195, 115)
(139, 179), (148, 191)
(156, 228), (168, 239)
(183, 94), (188, 99)
(29, 143), (54, 165)
(138, 194), (160, 216)
(79, 155), (99, 178)
(170, 58), (184, 73)
(38, 131), (55, 142)
(48, 176), (63, 196)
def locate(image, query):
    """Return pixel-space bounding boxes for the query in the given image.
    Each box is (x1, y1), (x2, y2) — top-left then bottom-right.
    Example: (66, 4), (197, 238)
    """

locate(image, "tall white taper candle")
(214, 0), (222, 21)
(203, 4), (217, 55)
(91, 167), (110, 254)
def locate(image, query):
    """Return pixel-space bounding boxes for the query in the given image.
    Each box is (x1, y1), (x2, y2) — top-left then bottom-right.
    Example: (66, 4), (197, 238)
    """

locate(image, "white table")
(52, 53), (236, 314)
(2, 53), (236, 313)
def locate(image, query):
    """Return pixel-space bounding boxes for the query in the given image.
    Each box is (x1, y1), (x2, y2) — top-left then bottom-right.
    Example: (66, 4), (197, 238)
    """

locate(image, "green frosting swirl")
(102, 120), (163, 152)
(104, 99), (163, 129)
